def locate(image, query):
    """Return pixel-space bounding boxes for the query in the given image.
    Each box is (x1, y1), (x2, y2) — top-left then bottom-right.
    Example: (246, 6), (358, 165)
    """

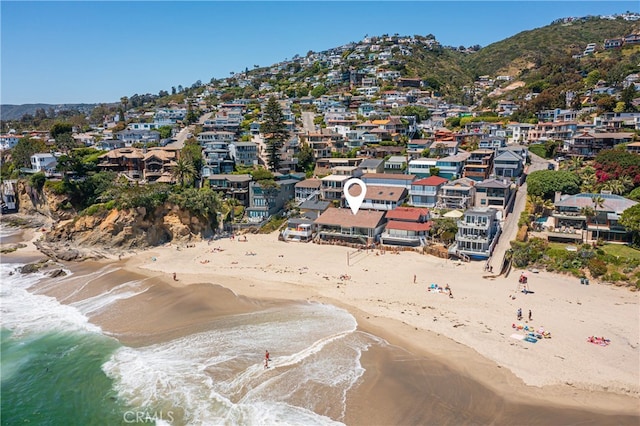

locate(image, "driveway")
(489, 152), (550, 272)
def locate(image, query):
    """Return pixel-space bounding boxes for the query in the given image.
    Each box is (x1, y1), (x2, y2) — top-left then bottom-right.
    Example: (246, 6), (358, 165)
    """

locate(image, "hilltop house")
(30, 153), (57, 174)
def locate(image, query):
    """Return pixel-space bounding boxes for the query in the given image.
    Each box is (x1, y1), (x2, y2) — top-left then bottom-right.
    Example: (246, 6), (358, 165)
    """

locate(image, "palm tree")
(580, 174), (598, 193)
(580, 206), (595, 241)
(172, 157), (196, 187)
(602, 180), (625, 195)
(591, 195), (605, 241)
(567, 156), (584, 172)
(618, 175), (634, 193)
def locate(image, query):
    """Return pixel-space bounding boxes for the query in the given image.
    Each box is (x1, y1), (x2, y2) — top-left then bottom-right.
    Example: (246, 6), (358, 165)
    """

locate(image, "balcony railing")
(457, 220), (491, 229)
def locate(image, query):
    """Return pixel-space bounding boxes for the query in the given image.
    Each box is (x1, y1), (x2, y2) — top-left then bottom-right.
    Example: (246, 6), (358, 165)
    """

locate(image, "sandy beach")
(3, 224), (639, 423)
(120, 232), (640, 415)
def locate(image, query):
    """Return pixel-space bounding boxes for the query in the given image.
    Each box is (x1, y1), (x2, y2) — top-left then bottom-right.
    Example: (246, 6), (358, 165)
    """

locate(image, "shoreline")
(118, 233), (638, 415)
(3, 225), (639, 417)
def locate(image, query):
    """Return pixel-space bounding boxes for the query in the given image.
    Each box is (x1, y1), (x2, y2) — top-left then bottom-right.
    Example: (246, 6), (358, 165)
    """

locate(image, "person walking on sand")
(528, 310), (532, 321)
(413, 274), (417, 284)
(173, 272), (178, 281)
(517, 308), (522, 321)
(264, 350), (270, 369)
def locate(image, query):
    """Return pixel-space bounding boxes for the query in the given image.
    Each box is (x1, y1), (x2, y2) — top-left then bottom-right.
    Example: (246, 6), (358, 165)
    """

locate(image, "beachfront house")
(380, 207), (432, 247)
(282, 218), (315, 242)
(409, 176), (449, 208)
(207, 174), (252, 207)
(451, 207), (501, 260)
(246, 179), (297, 222)
(314, 208), (386, 246)
(550, 193), (638, 243)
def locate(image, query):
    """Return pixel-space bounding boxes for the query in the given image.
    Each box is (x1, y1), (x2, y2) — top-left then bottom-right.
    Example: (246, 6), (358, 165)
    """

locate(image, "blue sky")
(1, 1), (637, 105)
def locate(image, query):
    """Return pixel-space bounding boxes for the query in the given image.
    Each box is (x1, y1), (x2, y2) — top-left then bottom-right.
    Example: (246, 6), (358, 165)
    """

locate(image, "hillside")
(0, 103), (99, 121)
(465, 17), (639, 77)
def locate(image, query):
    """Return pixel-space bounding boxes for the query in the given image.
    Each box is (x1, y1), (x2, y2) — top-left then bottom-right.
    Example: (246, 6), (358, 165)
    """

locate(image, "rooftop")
(413, 176), (449, 186)
(315, 208), (386, 229)
(385, 207), (429, 221)
(555, 193), (637, 213)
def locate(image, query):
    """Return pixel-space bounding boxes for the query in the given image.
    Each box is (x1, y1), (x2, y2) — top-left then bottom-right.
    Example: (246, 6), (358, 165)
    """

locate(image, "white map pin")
(344, 178), (367, 215)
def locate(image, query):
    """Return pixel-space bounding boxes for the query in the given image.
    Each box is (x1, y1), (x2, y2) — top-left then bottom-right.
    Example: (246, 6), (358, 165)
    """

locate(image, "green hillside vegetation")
(465, 17), (639, 77)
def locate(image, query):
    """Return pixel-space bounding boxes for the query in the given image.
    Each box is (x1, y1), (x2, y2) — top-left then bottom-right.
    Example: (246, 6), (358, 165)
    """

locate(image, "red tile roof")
(386, 220), (432, 232)
(385, 207), (429, 221)
(412, 176), (449, 186)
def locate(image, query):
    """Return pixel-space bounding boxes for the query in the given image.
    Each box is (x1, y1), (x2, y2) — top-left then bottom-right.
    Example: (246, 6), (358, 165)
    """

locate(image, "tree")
(261, 97), (288, 172)
(296, 142), (314, 173)
(11, 137), (47, 168)
(591, 195), (605, 241)
(580, 205), (595, 236)
(310, 84), (327, 98)
(619, 204), (640, 247)
(50, 122), (74, 139)
(120, 96), (129, 112)
(601, 180), (625, 195)
(172, 157), (197, 187)
(526, 170), (581, 199)
(621, 85), (638, 112)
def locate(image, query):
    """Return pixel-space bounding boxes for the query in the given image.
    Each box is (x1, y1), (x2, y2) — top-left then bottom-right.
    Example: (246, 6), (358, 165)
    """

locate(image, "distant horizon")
(2, 1), (638, 105)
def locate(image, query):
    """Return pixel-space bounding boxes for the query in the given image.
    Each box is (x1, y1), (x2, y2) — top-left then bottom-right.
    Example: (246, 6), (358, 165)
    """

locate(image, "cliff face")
(15, 180), (213, 254)
(44, 204), (213, 250)
(16, 180), (76, 221)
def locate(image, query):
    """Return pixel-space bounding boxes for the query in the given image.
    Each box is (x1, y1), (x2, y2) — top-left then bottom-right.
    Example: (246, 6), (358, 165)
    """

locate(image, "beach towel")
(510, 333), (525, 340)
(523, 336), (538, 343)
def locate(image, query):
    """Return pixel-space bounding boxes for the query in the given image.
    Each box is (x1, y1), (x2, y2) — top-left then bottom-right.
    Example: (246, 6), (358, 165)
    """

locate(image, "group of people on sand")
(516, 308), (532, 321)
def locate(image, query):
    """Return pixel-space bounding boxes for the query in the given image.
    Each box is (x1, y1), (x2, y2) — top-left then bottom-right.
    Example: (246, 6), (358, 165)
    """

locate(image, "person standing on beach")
(173, 272), (178, 281)
(264, 350), (270, 369)
(517, 308), (522, 320)
(528, 310), (532, 321)
(413, 274), (416, 284)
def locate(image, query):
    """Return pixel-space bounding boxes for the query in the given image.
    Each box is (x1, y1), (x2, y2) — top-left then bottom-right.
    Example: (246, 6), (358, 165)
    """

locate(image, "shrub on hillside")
(516, 225), (528, 242)
(587, 258), (607, 277)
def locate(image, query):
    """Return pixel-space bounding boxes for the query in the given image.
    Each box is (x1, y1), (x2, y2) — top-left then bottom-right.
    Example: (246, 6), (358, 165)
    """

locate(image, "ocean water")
(0, 253), (374, 425)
